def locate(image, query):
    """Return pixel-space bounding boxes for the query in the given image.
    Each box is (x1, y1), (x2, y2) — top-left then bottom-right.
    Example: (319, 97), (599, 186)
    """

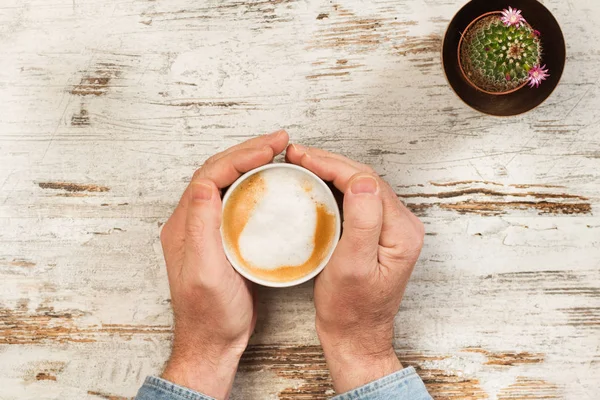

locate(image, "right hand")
(286, 144), (425, 394)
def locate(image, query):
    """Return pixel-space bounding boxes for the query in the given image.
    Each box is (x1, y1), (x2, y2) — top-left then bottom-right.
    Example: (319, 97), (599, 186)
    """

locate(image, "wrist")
(162, 342), (246, 400)
(323, 344), (402, 394)
(318, 327), (402, 393)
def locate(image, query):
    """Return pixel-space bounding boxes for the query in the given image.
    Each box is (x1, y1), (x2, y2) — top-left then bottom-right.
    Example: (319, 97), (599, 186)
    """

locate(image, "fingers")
(288, 148), (362, 192)
(286, 143), (371, 173)
(287, 145), (423, 260)
(195, 146), (276, 189)
(332, 174), (383, 276)
(180, 179), (228, 286)
(178, 131), (289, 216)
(210, 129), (289, 164)
(162, 131), (289, 268)
(169, 146), (278, 232)
(287, 146), (381, 196)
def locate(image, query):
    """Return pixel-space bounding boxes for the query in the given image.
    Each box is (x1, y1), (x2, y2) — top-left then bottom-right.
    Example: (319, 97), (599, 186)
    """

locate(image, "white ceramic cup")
(220, 163), (341, 288)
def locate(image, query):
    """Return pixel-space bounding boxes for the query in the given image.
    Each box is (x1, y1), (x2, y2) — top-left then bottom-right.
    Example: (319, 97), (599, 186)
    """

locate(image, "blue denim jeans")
(135, 366), (433, 400)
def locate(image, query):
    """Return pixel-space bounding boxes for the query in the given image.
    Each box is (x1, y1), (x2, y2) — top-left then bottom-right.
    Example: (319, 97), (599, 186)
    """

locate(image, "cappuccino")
(221, 164), (340, 287)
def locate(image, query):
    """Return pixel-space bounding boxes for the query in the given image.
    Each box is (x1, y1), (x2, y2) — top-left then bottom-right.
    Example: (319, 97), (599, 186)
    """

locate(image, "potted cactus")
(442, 0), (565, 116)
(458, 7), (549, 94)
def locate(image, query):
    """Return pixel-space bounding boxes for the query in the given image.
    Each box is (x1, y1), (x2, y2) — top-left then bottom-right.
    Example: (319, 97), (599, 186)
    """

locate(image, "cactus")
(460, 8), (547, 93)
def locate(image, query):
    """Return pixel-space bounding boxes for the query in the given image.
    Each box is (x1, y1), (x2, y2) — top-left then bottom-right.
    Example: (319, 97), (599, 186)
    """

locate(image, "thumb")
(332, 174), (383, 275)
(182, 179), (228, 285)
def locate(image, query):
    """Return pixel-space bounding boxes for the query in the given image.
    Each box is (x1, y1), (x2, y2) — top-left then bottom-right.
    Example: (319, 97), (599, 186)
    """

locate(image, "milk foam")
(236, 168), (334, 270)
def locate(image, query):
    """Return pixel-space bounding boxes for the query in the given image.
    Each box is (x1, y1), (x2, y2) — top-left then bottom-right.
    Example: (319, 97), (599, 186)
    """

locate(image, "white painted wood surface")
(1, 0), (599, 398)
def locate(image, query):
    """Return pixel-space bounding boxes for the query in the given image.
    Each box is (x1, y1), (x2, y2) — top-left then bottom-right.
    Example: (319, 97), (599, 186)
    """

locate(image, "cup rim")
(220, 163), (342, 288)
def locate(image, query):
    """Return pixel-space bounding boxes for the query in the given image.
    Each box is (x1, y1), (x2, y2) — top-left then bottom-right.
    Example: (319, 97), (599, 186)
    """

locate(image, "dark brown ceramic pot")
(442, 0), (565, 116)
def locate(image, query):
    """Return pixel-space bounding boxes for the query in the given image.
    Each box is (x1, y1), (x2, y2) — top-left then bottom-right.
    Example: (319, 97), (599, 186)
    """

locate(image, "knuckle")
(192, 168), (204, 181)
(340, 264), (374, 283)
(346, 229), (376, 249)
(197, 273), (222, 291)
(382, 246), (414, 265)
(349, 223), (380, 238)
(185, 218), (206, 239)
(344, 214), (381, 244)
(382, 235), (423, 264)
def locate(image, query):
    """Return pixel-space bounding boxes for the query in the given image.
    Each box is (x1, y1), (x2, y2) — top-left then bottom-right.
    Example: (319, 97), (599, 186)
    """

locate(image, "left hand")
(160, 130), (289, 400)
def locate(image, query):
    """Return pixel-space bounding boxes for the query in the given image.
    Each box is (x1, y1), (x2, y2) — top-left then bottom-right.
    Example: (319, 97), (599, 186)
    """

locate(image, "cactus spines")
(459, 12), (543, 93)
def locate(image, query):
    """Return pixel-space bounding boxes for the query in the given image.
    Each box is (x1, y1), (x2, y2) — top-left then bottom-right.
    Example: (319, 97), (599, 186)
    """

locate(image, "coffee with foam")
(221, 164), (340, 286)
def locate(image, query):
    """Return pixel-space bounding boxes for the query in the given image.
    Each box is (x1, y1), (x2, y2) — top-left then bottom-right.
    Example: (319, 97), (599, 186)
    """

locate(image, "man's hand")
(160, 130), (289, 400)
(286, 144), (425, 394)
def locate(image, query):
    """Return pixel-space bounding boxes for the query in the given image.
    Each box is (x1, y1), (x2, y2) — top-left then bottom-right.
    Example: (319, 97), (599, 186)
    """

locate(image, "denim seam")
(334, 367), (418, 399)
(143, 376), (215, 400)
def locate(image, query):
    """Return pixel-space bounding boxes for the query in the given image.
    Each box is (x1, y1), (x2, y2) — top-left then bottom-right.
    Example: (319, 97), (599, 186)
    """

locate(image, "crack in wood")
(487, 270), (600, 298)
(4, 258), (36, 267)
(87, 390), (132, 400)
(71, 107), (90, 126)
(395, 34), (442, 56)
(306, 71), (350, 80)
(164, 101), (247, 108)
(368, 148), (404, 156)
(509, 184), (567, 189)
(406, 200), (591, 216)
(308, 3), (410, 52)
(35, 372), (57, 381)
(439, 201), (591, 215)
(0, 306), (171, 344)
(38, 182), (110, 192)
(463, 348), (545, 366)
(70, 63), (121, 96)
(25, 361), (66, 383)
(431, 180), (503, 187)
(401, 188), (588, 201)
(558, 307), (600, 327)
(497, 377), (561, 399)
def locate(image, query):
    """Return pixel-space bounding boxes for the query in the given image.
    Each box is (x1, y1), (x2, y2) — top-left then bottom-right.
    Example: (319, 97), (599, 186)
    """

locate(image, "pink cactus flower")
(533, 30), (541, 37)
(501, 7), (526, 27)
(527, 65), (550, 88)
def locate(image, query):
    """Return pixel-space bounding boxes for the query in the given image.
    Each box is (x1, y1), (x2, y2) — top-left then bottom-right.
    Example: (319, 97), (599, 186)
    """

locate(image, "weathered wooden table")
(1, 0), (598, 399)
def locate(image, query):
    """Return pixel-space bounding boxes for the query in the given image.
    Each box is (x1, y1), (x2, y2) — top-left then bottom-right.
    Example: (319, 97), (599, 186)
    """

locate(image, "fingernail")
(350, 176), (378, 194)
(191, 182), (213, 201)
(292, 143), (304, 151)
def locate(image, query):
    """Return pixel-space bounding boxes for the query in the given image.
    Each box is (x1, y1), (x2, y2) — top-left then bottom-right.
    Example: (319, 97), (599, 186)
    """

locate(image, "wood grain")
(1, 0), (599, 399)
